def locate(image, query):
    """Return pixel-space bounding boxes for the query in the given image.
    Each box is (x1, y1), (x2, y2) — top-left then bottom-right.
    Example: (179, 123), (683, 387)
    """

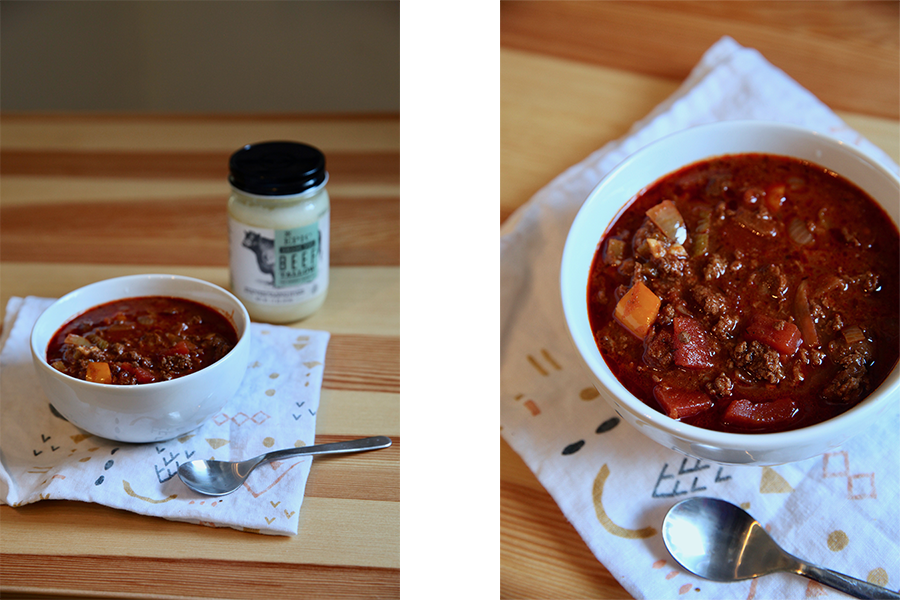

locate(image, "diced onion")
(794, 280), (818, 346)
(789, 218), (814, 245)
(817, 275), (846, 295)
(646, 200), (687, 244)
(85, 333), (108, 349)
(842, 325), (866, 345)
(64, 333), (92, 347)
(735, 210), (778, 237)
(604, 238), (625, 266)
(695, 207), (712, 234)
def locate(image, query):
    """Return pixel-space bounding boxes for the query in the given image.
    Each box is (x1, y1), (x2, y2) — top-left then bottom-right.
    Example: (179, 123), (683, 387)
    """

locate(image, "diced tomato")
(673, 315), (715, 368)
(117, 363), (157, 384)
(614, 281), (661, 340)
(163, 340), (191, 356)
(745, 314), (802, 356)
(722, 397), (799, 428)
(133, 366), (156, 384)
(653, 385), (714, 420)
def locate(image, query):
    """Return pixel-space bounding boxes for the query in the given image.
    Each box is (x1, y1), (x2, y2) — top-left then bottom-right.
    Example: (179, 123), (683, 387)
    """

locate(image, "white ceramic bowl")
(31, 274), (251, 443)
(561, 121), (900, 466)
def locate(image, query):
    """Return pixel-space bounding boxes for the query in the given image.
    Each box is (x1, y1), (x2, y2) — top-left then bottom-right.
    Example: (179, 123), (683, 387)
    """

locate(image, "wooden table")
(0, 113), (399, 599)
(501, 3), (899, 598)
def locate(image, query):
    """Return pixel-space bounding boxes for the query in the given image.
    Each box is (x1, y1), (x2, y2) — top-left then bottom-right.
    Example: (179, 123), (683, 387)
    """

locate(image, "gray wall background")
(0, 1), (399, 113)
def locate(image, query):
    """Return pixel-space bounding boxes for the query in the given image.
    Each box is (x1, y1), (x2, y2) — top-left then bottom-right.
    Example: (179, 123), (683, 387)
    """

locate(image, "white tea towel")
(501, 36), (899, 599)
(0, 295), (330, 536)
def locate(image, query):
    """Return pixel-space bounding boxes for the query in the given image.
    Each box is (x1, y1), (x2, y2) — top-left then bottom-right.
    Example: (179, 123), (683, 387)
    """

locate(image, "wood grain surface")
(0, 114), (399, 599)
(501, 3), (899, 599)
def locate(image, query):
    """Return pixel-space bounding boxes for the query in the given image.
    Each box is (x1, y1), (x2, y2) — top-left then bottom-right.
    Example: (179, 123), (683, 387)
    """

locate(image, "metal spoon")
(662, 497), (899, 599)
(177, 435), (392, 496)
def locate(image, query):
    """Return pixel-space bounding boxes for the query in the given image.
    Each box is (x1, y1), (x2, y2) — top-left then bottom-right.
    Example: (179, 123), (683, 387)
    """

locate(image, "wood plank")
(0, 114), (400, 152)
(302, 436), (398, 502)
(0, 149), (399, 184)
(324, 335), (400, 394)
(500, 47), (900, 223)
(0, 263), (399, 337)
(316, 391), (399, 436)
(500, 1), (899, 119)
(0, 194), (399, 266)
(1, 497), (398, 567)
(500, 439), (629, 599)
(501, 48), (675, 216)
(0, 554), (398, 600)
(0, 112), (399, 599)
(0, 176), (398, 207)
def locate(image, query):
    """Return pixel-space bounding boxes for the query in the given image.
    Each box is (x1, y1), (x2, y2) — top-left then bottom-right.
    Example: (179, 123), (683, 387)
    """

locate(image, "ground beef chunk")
(829, 337), (873, 368)
(632, 219), (667, 255)
(650, 245), (688, 277)
(656, 303), (676, 327)
(644, 328), (674, 369)
(827, 314), (844, 333)
(120, 350), (153, 369)
(632, 218), (688, 278)
(692, 285), (728, 317)
(824, 337), (873, 402)
(597, 324), (632, 358)
(712, 314), (739, 339)
(203, 333), (234, 361)
(161, 354), (192, 377)
(707, 372), (733, 397)
(824, 363), (868, 402)
(759, 264), (789, 301)
(703, 254), (728, 281)
(797, 348), (826, 366)
(618, 258), (635, 278)
(791, 361), (804, 384)
(852, 271), (880, 293)
(732, 340), (785, 384)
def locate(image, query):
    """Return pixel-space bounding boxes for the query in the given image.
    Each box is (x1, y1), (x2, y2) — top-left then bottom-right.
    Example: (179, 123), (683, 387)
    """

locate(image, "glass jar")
(227, 141), (330, 323)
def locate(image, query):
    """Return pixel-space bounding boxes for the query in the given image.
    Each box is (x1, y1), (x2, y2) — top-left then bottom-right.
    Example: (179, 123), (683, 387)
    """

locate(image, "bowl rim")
(561, 120), (900, 451)
(30, 273), (251, 393)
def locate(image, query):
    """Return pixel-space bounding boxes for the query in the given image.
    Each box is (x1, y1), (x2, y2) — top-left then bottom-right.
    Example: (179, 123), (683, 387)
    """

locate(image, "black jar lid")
(229, 141), (327, 196)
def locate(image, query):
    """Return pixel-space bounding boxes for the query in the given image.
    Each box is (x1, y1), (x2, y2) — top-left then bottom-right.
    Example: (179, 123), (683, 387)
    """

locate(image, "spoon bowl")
(178, 435), (392, 496)
(662, 497), (899, 599)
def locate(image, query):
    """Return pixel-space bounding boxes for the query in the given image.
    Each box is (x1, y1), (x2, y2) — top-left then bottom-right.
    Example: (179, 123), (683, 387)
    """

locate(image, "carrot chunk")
(723, 397), (799, 428)
(745, 314), (802, 356)
(653, 385), (714, 420)
(674, 314), (715, 368)
(614, 281), (661, 340)
(85, 362), (112, 384)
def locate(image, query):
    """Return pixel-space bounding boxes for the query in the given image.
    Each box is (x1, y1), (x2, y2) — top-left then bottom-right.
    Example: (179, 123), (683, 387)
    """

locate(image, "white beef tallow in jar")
(227, 141), (330, 323)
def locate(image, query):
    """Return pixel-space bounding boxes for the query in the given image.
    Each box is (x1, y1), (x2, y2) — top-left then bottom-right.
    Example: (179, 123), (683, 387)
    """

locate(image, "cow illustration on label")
(241, 231), (276, 285)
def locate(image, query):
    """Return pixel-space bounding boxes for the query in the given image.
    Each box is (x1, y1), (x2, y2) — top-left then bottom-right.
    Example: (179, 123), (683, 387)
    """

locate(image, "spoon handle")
(797, 562), (900, 599)
(261, 436), (392, 464)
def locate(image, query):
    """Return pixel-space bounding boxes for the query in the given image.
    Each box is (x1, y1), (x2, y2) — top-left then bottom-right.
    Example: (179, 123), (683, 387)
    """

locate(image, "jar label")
(228, 213), (329, 305)
(274, 222), (319, 287)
